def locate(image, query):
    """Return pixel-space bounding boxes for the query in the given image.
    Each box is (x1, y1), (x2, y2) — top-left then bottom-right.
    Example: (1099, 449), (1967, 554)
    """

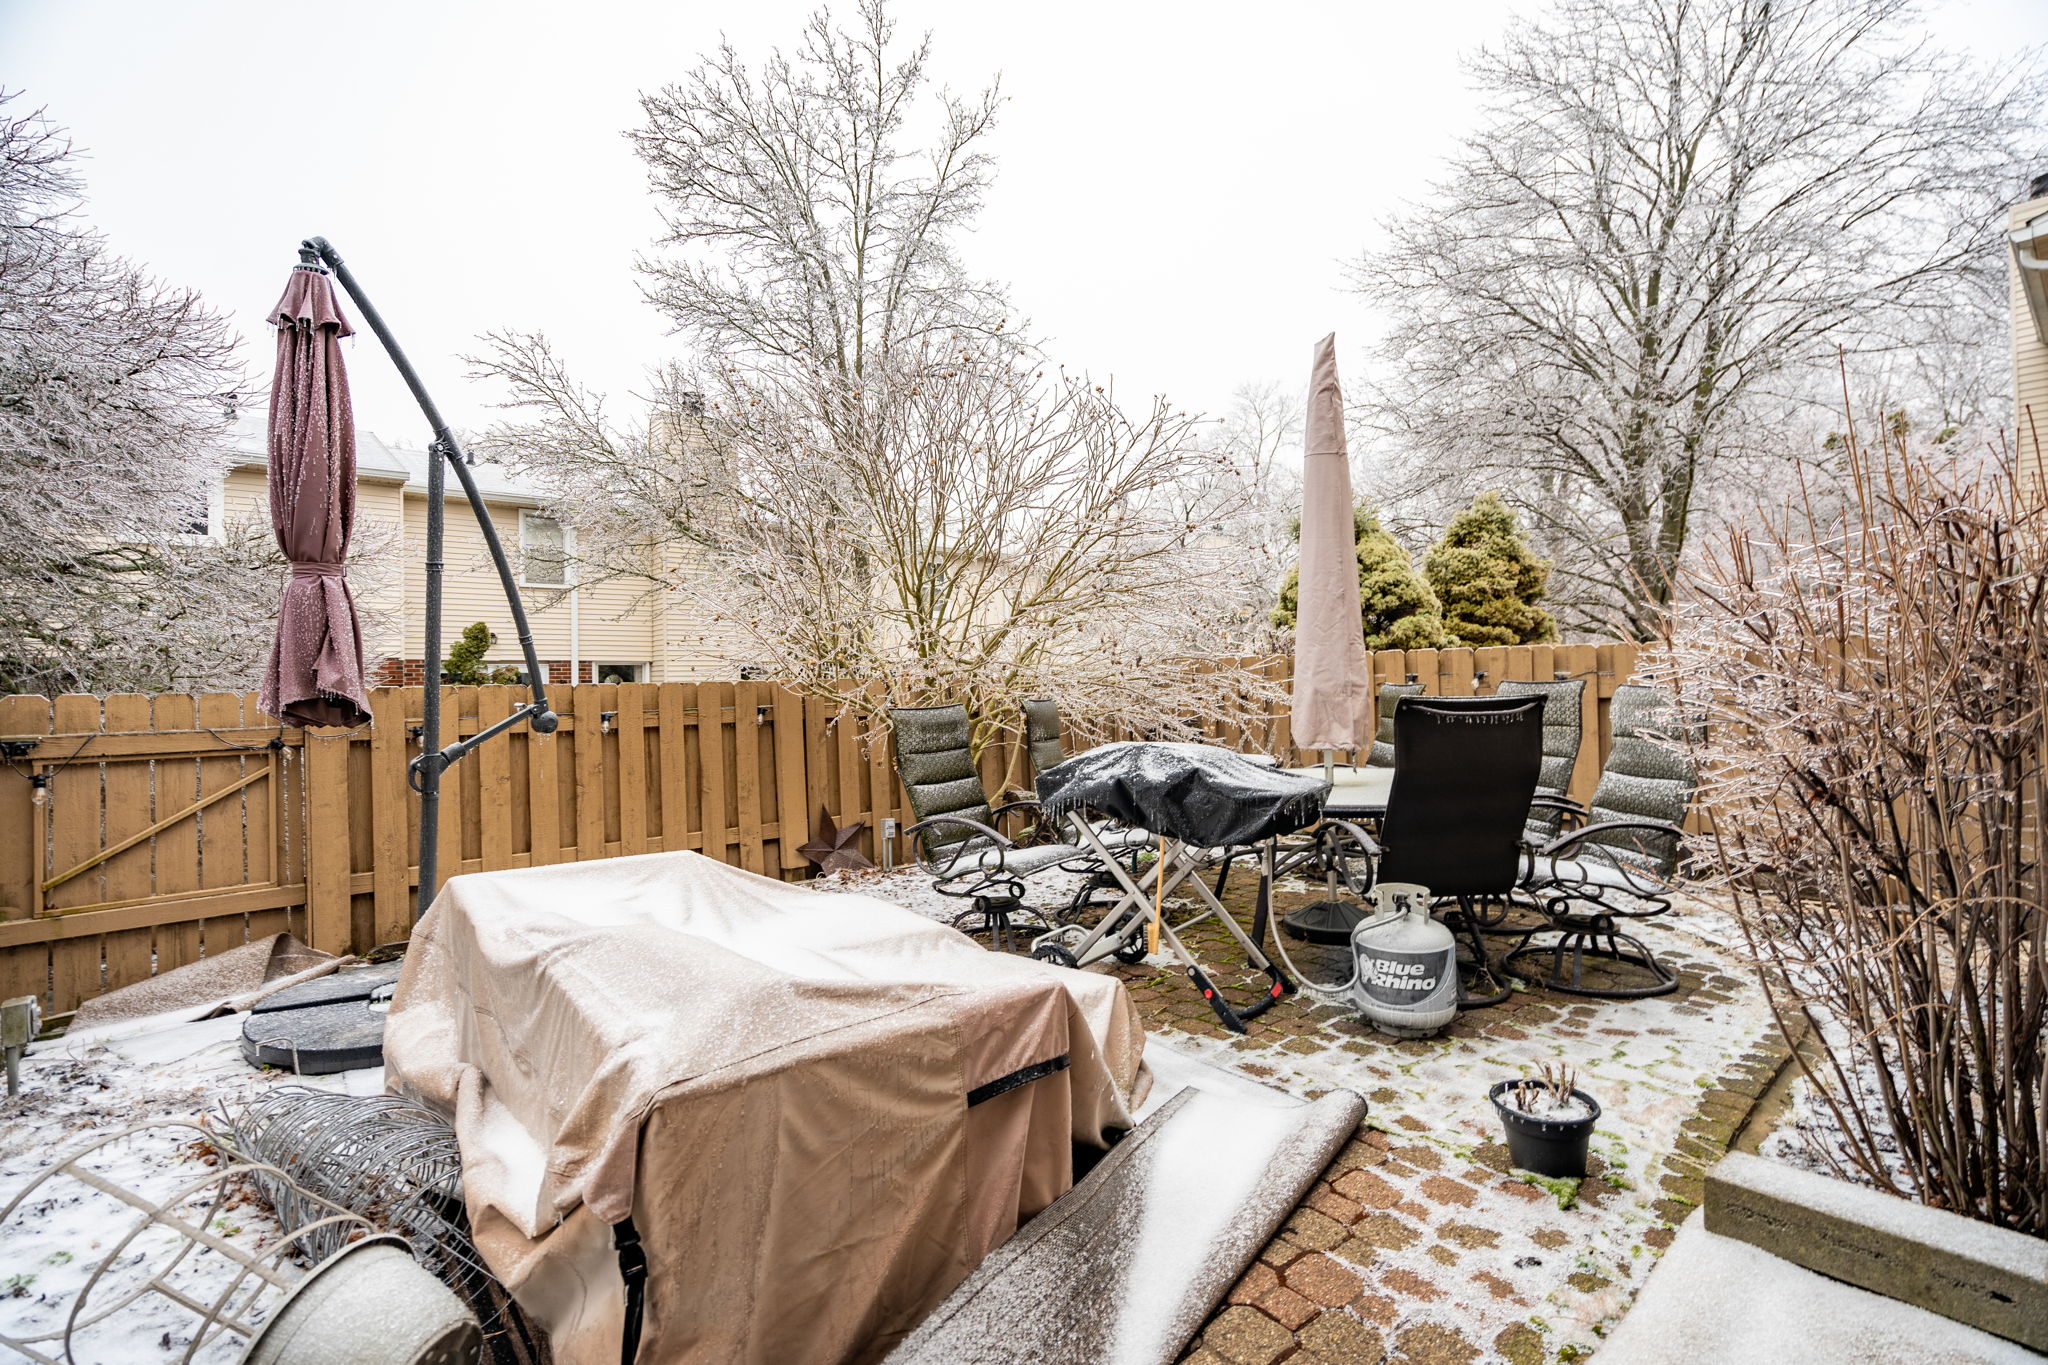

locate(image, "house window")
(170, 481), (224, 543)
(520, 511), (568, 587)
(595, 662), (646, 684)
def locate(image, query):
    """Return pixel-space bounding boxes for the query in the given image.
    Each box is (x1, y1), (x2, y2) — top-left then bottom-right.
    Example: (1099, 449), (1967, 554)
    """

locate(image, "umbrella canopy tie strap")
(288, 561), (346, 579)
(614, 1216), (648, 1365)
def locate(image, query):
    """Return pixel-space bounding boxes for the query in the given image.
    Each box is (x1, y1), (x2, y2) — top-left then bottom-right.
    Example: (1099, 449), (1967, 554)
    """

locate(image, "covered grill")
(382, 850), (1148, 1364)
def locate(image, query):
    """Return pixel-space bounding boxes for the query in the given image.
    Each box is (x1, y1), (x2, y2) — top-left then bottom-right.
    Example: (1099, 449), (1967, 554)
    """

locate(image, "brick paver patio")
(1095, 873), (1789, 1365)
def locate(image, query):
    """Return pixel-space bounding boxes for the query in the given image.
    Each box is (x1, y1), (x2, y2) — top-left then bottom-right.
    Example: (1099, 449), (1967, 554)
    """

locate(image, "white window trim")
(519, 509), (572, 589)
(169, 480), (227, 545)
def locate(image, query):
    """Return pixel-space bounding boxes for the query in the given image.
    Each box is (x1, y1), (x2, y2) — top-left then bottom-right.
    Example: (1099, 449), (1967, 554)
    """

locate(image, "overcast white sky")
(5, 0), (2045, 444)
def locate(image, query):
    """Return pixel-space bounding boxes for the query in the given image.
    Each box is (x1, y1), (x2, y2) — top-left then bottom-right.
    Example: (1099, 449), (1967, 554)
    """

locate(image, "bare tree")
(1352, 0), (2043, 639)
(0, 94), (285, 695)
(474, 2), (1285, 746)
(631, 0), (1007, 383)
(476, 332), (1285, 758)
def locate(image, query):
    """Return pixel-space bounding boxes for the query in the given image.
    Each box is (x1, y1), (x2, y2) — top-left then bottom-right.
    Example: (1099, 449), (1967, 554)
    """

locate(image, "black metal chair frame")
(892, 704), (1085, 951)
(1498, 685), (1697, 999)
(1275, 694), (1547, 1010)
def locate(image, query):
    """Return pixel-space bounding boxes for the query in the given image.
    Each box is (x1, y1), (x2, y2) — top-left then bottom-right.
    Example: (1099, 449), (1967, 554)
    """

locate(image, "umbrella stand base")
(1280, 899), (1368, 946)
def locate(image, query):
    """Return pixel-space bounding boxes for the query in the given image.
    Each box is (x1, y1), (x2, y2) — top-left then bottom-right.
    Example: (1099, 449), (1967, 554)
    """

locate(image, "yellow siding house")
(218, 422), (746, 684)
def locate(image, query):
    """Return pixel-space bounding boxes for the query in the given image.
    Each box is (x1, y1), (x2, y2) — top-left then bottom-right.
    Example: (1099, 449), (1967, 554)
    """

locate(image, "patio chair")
(1366, 681), (1425, 768)
(1501, 684), (1700, 999)
(1493, 677), (1585, 843)
(891, 703), (1092, 950)
(1020, 697), (1066, 782)
(1340, 693), (1545, 1008)
(1016, 696), (1151, 918)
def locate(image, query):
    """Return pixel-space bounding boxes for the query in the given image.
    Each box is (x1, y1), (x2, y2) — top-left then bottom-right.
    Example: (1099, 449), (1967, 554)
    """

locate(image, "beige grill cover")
(383, 851), (1148, 1365)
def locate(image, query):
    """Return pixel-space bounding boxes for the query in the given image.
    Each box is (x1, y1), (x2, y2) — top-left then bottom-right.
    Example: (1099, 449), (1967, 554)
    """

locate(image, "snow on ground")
(824, 866), (1790, 1363)
(0, 1013), (383, 1361)
(0, 867), (1799, 1365)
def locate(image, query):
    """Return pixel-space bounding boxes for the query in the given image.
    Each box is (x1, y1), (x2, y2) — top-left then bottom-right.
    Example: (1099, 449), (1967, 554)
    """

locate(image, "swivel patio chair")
(1502, 684), (1700, 999)
(1493, 678), (1585, 843)
(1333, 693), (1545, 1008)
(892, 703), (1091, 951)
(1366, 681), (1425, 768)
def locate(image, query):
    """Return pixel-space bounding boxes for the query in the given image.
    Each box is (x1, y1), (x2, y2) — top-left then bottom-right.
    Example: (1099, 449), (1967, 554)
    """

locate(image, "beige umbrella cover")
(1289, 334), (1370, 750)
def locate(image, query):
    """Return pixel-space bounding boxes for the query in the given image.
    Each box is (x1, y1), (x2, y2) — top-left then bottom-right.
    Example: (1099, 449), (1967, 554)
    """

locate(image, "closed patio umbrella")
(258, 263), (371, 729)
(1289, 334), (1369, 754)
(1281, 335), (1372, 947)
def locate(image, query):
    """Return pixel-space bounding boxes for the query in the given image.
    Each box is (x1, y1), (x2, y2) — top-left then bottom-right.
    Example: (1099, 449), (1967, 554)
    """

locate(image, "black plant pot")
(1489, 1079), (1601, 1178)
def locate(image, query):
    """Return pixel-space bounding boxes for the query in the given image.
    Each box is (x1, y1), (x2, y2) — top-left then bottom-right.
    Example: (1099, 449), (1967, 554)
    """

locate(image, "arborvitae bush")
(1272, 504), (1448, 651)
(441, 622), (493, 685)
(1424, 492), (1557, 647)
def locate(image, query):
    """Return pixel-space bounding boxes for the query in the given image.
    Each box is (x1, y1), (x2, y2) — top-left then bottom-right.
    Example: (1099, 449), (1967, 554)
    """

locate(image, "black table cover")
(1037, 742), (1330, 847)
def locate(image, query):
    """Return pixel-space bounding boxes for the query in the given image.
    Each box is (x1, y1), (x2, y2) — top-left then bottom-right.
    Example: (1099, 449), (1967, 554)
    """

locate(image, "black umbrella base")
(1280, 898), (1368, 946)
(240, 962), (401, 1074)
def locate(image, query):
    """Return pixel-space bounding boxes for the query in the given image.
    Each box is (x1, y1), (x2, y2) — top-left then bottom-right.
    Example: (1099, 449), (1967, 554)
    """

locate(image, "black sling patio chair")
(891, 703), (1093, 950)
(1501, 684), (1700, 999)
(1324, 693), (1545, 1008)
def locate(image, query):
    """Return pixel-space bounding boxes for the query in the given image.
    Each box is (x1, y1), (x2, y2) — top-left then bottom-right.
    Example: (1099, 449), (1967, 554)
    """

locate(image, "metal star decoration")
(799, 806), (875, 875)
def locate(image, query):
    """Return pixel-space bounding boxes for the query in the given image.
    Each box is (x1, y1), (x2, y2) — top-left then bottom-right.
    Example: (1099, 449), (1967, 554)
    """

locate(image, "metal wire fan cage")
(223, 1088), (549, 1365)
(0, 1120), (377, 1363)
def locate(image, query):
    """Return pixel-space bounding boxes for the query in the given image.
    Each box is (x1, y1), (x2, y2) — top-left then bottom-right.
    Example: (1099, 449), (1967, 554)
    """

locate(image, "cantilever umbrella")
(280, 236), (559, 922)
(258, 263), (372, 729)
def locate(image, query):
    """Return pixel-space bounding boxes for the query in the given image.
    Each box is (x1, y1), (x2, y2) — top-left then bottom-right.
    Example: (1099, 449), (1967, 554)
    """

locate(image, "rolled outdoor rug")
(885, 1084), (1367, 1365)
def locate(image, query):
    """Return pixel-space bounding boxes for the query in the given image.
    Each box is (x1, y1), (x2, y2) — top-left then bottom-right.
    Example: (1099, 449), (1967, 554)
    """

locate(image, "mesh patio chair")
(891, 703), (1090, 950)
(1366, 681), (1425, 768)
(1333, 693), (1546, 1008)
(1502, 684), (1700, 999)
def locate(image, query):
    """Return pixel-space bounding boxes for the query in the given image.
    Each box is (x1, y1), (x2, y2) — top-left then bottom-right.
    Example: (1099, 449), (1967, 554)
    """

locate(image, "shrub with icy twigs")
(1649, 425), (2047, 1236)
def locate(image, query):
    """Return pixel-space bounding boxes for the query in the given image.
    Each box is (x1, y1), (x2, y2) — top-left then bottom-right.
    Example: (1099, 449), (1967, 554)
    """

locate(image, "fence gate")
(0, 693), (306, 1015)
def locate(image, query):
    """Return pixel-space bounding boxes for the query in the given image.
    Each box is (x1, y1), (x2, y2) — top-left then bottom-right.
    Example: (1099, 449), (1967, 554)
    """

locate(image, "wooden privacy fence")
(0, 641), (1643, 1015)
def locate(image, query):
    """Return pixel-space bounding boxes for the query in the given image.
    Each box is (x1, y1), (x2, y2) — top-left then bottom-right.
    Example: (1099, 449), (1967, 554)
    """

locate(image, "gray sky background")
(5, 0), (2045, 445)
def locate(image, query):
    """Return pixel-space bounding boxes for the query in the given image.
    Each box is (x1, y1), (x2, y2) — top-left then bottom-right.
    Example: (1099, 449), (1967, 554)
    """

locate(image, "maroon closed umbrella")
(258, 264), (372, 729)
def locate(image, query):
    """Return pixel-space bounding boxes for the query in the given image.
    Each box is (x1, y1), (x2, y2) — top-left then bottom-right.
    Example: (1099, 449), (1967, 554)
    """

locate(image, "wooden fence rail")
(0, 642), (1643, 1015)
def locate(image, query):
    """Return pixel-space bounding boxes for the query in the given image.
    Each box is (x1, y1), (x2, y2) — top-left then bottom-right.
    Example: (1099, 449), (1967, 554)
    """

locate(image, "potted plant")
(1489, 1063), (1600, 1178)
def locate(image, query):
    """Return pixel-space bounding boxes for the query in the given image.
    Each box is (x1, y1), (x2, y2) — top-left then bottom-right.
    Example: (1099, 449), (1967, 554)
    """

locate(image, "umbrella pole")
(300, 237), (561, 920)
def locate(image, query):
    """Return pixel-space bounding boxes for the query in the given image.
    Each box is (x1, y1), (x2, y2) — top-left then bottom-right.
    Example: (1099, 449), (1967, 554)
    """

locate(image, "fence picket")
(98, 695), (155, 995)
(733, 682), (765, 874)
(147, 695), (202, 974)
(47, 695), (105, 1012)
(699, 683), (733, 866)
(528, 689), (562, 867)
(616, 683), (650, 856)
(656, 683), (692, 854)
(369, 689), (411, 944)
(772, 686), (808, 870)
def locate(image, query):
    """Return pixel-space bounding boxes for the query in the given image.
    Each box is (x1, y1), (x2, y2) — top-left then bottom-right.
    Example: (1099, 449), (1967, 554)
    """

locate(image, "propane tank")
(1346, 882), (1458, 1039)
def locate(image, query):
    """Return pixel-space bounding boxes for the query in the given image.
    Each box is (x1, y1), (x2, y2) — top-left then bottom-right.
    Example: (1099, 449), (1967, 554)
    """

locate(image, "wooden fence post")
(303, 727), (353, 957)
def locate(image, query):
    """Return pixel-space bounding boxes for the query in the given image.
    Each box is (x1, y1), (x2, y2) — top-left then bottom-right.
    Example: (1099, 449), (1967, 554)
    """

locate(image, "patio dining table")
(1283, 764), (1392, 818)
